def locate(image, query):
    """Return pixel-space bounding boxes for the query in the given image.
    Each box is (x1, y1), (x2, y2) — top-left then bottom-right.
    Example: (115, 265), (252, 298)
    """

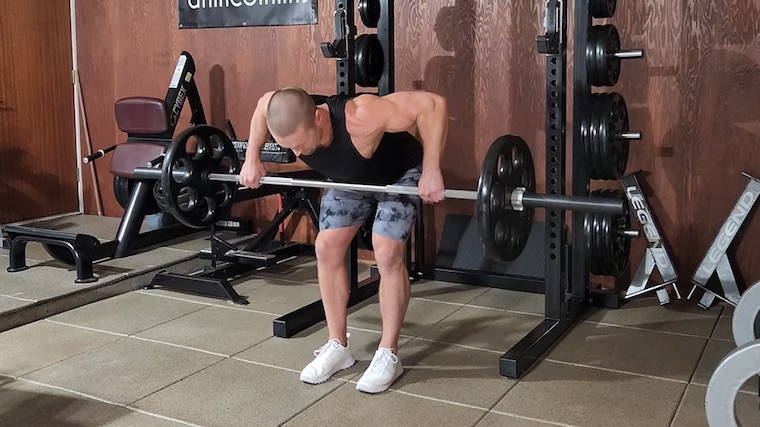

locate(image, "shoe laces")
(313, 339), (342, 357)
(368, 348), (398, 374)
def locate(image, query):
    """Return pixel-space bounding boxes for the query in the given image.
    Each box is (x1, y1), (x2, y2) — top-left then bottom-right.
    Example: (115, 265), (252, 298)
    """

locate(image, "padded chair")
(109, 96), (175, 257)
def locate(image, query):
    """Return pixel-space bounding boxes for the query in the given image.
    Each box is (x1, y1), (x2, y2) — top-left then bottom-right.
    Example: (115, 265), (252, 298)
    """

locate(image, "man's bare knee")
(372, 234), (407, 272)
(315, 228), (358, 266)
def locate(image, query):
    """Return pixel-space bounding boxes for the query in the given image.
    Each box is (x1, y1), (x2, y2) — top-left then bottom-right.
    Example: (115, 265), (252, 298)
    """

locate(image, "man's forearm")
(244, 92), (276, 163)
(417, 96), (448, 171)
(244, 110), (270, 162)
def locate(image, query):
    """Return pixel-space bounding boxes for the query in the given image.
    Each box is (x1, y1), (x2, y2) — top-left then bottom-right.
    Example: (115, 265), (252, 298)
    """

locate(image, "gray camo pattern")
(319, 166), (422, 241)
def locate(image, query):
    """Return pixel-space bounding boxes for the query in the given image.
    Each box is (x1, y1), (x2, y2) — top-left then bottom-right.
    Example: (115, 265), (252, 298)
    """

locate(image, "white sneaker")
(355, 347), (404, 393)
(300, 338), (356, 385)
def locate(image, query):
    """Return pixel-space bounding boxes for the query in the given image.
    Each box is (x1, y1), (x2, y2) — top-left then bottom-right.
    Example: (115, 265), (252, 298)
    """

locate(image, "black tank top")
(298, 95), (423, 185)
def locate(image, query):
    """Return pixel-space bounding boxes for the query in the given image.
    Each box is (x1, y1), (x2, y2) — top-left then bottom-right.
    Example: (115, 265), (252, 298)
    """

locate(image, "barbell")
(133, 125), (626, 261)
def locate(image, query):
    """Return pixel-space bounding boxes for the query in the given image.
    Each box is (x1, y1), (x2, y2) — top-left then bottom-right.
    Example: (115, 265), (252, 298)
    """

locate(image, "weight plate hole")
(176, 186), (198, 212)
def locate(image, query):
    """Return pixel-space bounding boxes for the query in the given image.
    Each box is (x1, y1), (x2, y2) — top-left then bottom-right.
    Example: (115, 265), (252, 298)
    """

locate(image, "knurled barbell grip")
(613, 49), (644, 59)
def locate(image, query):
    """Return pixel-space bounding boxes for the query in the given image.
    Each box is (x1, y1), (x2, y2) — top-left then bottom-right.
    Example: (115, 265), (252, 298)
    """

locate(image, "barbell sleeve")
(520, 193), (625, 215)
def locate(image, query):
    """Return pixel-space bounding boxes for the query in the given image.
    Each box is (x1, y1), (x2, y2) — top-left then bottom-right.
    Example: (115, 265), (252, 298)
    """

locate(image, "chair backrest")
(110, 97), (173, 179)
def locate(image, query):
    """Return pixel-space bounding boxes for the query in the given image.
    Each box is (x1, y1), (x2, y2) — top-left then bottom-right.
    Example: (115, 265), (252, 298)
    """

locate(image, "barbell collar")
(613, 49), (644, 59)
(511, 187), (526, 211)
(521, 193), (625, 215)
(617, 131), (642, 140)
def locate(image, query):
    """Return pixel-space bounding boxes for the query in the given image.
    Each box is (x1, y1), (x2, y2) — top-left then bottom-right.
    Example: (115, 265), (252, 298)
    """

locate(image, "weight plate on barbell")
(589, 0), (616, 19)
(477, 135), (535, 262)
(161, 125), (240, 229)
(358, 0), (381, 28)
(355, 34), (384, 88)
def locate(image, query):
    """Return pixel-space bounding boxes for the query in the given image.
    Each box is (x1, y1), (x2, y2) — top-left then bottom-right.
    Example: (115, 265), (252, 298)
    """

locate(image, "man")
(240, 87), (448, 393)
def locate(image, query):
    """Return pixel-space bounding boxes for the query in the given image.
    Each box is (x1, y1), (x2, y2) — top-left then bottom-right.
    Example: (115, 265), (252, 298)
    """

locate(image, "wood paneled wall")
(74, 0), (760, 292)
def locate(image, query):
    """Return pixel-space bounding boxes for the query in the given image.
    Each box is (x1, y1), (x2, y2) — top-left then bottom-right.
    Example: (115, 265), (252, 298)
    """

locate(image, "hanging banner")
(178, 0), (318, 29)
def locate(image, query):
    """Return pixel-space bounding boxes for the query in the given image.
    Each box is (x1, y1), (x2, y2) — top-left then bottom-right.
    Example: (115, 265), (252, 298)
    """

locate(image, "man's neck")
(317, 106), (333, 148)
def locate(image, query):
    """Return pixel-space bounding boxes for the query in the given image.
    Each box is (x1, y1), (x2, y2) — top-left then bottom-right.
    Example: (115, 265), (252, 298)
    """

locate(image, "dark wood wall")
(74, 0), (760, 292)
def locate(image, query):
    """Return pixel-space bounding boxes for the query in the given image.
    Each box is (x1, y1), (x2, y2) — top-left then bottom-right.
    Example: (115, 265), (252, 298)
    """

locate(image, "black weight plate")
(114, 176), (161, 215)
(586, 27), (601, 86)
(592, 212), (608, 275)
(161, 125), (240, 229)
(593, 27), (609, 86)
(590, 0), (616, 18)
(609, 93), (630, 179)
(605, 189), (631, 276)
(601, 213), (615, 276)
(593, 25), (621, 87)
(43, 234), (100, 266)
(581, 97), (595, 176)
(584, 212), (600, 274)
(477, 135), (535, 262)
(605, 25), (622, 86)
(355, 34), (384, 87)
(597, 93), (616, 180)
(359, 0), (381, 28)
(589, 94), (606, 179)
(114, 176), (133, 210)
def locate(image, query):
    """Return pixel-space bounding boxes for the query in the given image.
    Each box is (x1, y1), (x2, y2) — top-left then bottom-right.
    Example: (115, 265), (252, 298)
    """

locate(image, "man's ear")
(314, 107), (323, 124)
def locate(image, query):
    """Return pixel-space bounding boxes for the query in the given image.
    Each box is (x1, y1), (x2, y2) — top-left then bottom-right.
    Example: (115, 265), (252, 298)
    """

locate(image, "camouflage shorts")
(318, 166), (422, 241)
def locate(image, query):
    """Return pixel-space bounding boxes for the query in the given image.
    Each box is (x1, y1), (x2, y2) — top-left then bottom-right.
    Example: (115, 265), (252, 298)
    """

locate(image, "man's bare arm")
(244, 91), (275, 163)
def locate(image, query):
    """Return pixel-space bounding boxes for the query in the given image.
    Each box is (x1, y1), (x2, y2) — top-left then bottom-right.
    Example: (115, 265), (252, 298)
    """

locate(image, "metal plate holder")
(688, 172), (760, 309)
(619, 171), (680, 305)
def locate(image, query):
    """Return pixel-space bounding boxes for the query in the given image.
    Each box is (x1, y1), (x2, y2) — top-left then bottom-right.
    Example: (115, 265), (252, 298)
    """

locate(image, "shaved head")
(266, 87), (316, 138)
